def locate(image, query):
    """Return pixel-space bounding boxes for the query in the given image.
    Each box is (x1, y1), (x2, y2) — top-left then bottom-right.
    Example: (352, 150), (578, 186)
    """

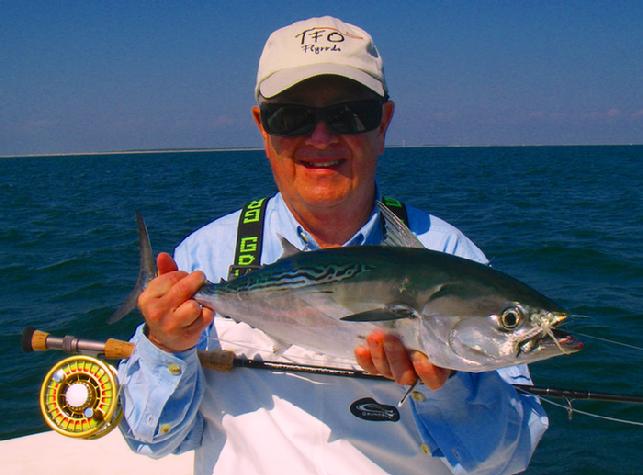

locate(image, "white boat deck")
(2, 430), (192, 475)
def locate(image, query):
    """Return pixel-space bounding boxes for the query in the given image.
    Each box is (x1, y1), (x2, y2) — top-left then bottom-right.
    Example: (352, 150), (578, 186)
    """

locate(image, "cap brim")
(257, 63), (385, 99)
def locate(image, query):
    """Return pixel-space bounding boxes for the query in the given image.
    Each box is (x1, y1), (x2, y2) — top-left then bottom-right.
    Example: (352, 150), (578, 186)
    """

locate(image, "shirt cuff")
(410, 370), (525, 473)
(118, 325), (202, 443)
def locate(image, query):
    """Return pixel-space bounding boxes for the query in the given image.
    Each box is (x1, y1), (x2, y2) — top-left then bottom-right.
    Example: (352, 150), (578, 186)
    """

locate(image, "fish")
(111, 203), (582, 372)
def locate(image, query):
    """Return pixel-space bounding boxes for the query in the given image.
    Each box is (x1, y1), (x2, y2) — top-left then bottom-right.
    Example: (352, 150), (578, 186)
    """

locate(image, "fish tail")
(107, 212), (156, 324)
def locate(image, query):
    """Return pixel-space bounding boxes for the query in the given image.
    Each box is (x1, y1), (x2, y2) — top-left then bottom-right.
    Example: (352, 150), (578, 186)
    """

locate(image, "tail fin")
(107, 212), (157, 324)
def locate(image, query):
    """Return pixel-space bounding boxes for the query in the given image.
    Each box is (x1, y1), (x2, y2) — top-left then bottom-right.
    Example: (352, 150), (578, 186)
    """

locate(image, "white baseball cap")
(255, 16), (387, 100)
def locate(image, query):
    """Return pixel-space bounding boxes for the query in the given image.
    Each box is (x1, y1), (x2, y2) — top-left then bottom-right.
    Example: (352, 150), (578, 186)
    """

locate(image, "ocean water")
(1, 146), (641, 474)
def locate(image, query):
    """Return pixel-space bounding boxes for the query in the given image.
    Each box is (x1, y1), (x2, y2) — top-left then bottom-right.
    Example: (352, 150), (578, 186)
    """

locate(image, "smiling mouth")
(298, 159), (343, 169)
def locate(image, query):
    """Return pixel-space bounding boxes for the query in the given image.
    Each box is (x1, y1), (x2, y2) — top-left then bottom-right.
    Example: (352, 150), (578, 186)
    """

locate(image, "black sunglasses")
(259, 99), (384, 136)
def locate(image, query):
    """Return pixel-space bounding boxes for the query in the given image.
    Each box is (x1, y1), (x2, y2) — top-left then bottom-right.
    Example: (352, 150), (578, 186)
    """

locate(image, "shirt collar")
(272, 189), (384, 250)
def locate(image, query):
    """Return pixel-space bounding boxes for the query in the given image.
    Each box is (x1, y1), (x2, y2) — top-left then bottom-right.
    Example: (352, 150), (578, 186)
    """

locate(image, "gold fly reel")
(39, 355), (122, 439)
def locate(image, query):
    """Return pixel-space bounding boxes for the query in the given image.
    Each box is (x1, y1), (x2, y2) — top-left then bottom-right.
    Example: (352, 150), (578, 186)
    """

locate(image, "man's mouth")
(298, 159), (343, 169)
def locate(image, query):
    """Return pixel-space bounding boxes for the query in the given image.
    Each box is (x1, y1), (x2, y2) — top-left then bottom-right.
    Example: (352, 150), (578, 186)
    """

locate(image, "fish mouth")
(518, 324), (584, 356)
(537, 312), (584, 354)
(551, 328), (584, 351)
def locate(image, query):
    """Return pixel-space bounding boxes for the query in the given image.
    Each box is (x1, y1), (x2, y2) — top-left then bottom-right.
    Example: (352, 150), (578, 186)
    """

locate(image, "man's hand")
(138, 252), (214, 352)
(354, 329), (452, 390)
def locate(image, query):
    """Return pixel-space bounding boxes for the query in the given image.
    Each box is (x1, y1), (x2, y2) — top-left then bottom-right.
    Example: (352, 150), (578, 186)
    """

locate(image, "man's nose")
(305, 120), (339, 147)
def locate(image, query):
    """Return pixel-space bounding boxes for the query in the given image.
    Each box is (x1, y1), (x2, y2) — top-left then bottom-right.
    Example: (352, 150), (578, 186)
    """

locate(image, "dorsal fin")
(377, 201), (425, 248)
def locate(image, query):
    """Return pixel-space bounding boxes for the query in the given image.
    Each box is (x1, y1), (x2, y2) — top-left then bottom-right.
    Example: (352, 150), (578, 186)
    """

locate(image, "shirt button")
(159, 423), (171, 434)
(420, 443), (430, 454)
(146, 415), (155, 426)
(411, 391), (426, 402)
(168, 363), (182, 375)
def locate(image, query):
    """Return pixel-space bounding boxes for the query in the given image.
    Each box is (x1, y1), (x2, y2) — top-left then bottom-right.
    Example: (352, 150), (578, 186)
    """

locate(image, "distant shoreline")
(1, 143), (641, 159)
(0, 147), (264, 159)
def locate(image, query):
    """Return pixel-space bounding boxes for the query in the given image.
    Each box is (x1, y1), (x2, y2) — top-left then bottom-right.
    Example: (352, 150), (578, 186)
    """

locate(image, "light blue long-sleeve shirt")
(118, 193), (548, 474)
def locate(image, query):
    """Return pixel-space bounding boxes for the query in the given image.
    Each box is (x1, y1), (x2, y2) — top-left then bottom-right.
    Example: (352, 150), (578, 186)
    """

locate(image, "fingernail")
(409, 351), (424, 364)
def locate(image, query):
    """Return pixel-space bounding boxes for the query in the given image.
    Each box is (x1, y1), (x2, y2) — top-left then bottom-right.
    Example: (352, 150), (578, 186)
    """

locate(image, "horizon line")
(1, 143), (642, 159)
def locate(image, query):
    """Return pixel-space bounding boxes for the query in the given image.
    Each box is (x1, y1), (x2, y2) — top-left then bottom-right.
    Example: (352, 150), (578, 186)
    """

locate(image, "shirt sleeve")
(117, 325), (207, 458)
(117, 220), (230, 458)
(412, 368), (548, 474)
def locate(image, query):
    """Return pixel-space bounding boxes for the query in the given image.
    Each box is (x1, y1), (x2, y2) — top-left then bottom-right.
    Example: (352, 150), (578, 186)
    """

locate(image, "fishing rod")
(22, 327), (643, 404)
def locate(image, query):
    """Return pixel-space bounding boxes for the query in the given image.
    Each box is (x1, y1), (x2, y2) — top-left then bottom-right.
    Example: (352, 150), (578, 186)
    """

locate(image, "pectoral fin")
(279, 236), (301, 259)
(341, 305), (419, 322)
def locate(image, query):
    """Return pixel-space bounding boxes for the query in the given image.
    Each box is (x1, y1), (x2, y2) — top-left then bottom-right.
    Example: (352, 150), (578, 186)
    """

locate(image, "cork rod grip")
(197, 349), (236, 372)
(103, 338), (136, 359)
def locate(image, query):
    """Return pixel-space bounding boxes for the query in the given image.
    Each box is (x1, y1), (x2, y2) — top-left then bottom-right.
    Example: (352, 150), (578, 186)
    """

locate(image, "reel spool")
(39, 355), (122, 439)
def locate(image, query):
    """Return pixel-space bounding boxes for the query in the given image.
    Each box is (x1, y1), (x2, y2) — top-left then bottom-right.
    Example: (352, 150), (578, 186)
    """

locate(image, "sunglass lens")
(261, 104), (315, 136)
(326, 101), (382, 134)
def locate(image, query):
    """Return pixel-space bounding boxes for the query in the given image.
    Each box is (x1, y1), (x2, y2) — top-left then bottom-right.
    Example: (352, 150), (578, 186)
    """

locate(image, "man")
(119, 16), (547, 475)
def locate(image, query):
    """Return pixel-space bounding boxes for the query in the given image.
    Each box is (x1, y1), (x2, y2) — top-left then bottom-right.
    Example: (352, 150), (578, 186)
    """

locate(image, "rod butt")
(21, 327), (36, 352)
(22, 327), (50, 352)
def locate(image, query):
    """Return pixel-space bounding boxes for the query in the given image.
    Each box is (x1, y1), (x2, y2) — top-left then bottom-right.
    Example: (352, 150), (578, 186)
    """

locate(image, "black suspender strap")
(228, 197), (269, 280)
(382, 196), (409, 226)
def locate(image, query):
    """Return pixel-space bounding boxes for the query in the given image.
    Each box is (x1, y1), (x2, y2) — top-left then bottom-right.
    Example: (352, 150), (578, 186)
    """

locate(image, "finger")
(366, 330), (393, 378)
(148, 304), (213, 352)
(183, 306), (214, 334)
(354, 345), (379, 375)
(163, 271), (206, 307)
(157, 252), (178, 275)
(185, 306), (214, 341)
(173, 300), (205, 328)
(141, 270), (189, 301)
(410, 351), (452, 390)
(178, 305), (214, 342)
(172, 300), (215, 329)
(202, 306), (215, 327)
(383, 334), (417, 385)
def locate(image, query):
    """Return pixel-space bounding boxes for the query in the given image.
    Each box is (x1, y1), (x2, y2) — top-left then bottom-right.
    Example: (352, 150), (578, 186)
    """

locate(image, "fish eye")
(500, 306), (523, 329)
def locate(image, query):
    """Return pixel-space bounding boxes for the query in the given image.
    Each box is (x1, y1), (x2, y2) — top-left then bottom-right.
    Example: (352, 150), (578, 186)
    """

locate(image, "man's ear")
(252, 105), (272, 157)
(379, 100), (395, 136)
(374, 100), (395, 154)
(251, 105), (269, 140)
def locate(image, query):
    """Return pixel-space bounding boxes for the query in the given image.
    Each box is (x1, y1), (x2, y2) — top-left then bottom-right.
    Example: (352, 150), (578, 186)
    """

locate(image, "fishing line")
(567, 314), (595, 320)
(570, 331), (643, 351)
(524, 390), (643, 427)
(398, 380), (419, 407)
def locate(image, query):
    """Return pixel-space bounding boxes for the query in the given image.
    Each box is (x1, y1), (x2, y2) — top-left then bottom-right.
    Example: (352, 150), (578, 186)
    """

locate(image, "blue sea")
(1, 146), (641, 474)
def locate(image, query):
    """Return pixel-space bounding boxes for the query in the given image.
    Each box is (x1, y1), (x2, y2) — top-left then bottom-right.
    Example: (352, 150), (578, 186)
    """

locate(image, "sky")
(1, 1), (642, 155)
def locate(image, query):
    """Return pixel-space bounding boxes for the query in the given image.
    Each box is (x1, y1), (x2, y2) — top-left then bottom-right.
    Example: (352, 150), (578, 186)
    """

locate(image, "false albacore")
(110, 203), (582, 372)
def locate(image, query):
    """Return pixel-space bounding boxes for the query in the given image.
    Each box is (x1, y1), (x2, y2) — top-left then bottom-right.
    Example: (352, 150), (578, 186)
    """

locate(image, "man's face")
(252, 76), (394, 216)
